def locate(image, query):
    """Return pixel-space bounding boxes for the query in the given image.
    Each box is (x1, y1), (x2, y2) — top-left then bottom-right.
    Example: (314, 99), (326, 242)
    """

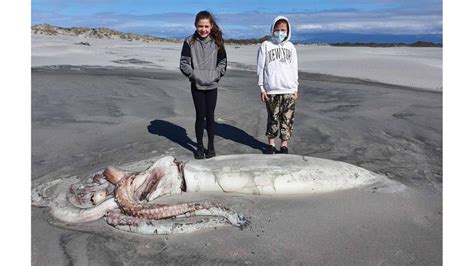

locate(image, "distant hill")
(293, 32), (442, 46)
(225, 35), (441, 47)
(329, 41), (442, 48)
(226, 36), (270, 45)
(32, 24), (442, 47)
(31, 23), (181, 43)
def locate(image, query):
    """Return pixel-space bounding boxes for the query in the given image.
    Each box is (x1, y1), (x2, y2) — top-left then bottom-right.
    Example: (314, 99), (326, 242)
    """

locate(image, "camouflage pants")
(265, 93), (297, 141)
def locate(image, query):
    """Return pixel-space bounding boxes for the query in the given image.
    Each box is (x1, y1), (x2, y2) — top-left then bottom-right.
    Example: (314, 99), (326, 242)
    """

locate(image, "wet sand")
(32, 66), (442, 264)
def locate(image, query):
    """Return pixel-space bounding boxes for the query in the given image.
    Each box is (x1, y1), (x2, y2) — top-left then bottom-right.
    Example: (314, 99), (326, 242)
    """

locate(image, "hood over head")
(270, 15), (291, 43)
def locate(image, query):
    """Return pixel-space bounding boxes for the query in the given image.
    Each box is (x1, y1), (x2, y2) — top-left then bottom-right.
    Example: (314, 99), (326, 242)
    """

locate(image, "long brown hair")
(192, 10), (224, 49)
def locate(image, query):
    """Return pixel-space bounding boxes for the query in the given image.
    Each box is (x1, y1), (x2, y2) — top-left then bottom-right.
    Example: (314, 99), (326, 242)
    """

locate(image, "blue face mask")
(272, 30), (287, 43)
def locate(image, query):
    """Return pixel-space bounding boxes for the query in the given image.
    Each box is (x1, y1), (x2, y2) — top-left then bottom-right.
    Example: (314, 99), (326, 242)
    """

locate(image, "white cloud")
(31, 6), (442, 38)
(297, 24), (324, 30)
(288, 8), (442, 35)
(296, 20), (442, 34)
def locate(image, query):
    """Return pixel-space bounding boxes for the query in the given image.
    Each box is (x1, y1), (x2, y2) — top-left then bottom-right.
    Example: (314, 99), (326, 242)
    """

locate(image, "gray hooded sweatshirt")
(180, 32), (227, 90)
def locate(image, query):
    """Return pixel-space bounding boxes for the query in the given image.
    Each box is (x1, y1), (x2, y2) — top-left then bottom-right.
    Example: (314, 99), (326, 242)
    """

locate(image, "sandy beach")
(32, 34), (442, 91)
(31, 34), (442, 264)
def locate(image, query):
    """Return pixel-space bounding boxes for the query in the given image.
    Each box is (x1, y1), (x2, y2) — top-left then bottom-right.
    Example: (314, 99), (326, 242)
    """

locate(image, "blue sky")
(31, 0), (442, 42)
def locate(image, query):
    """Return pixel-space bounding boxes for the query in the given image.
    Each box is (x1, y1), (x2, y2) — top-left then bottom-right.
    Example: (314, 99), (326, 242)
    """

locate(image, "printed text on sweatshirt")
(267, 47), (293, 64)
(257, 41), (298, 94)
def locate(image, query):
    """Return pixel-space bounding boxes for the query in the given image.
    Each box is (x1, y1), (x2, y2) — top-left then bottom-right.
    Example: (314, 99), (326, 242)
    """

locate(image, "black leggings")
(191, 84), (217, 148)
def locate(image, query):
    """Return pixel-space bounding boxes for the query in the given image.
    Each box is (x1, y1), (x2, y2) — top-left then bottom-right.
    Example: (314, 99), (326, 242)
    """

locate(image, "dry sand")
(31, 35), (442, 264)
(32, 34), (443, 91)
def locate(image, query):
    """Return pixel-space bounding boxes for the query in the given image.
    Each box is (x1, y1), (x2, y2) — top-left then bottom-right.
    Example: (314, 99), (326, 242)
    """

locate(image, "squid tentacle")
(105, 209), (230, 235)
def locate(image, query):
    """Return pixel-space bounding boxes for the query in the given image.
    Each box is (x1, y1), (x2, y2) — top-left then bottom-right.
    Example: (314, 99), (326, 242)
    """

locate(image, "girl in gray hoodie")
(180, 11), (227, 159)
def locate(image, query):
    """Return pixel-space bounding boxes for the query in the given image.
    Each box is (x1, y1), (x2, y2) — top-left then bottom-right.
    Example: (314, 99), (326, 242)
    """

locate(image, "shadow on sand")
(147, 119), (267, 153)
(147, 120), (197, 153)
(214, 122), (267, 152)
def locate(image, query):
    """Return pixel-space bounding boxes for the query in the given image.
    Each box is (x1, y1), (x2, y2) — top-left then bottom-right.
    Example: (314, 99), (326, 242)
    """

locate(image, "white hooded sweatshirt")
(257, 16), (299, 94)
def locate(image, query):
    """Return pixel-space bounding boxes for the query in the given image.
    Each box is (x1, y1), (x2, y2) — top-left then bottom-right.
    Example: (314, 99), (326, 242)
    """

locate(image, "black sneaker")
(194, 146), (205, 159)
(205, 147), (216, 158)
(280, 146), (289, 154)
(264, 145), (277, 154)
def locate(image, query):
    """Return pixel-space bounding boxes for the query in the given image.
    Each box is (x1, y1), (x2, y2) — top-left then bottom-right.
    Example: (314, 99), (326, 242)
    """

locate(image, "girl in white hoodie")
(257, 16), (299, 154)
